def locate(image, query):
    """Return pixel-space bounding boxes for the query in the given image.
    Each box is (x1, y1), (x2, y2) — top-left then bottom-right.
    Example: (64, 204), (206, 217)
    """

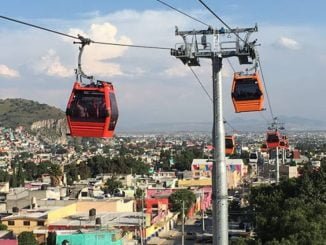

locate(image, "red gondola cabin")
(225, 135), (235, 155)
(266, 131), (280, 149)
(279, 135), (289, 149)
(66, 81), (118, 138)
(231, 72), (264, 113)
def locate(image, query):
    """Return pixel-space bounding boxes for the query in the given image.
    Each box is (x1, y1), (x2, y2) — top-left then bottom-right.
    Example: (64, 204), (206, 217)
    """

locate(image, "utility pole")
(182, 200), (185, 245)
(171, 25), (258, 245)
(276, 146), (280, 183)
(142, 189), (146, 245)
(202, 189), (205, 232)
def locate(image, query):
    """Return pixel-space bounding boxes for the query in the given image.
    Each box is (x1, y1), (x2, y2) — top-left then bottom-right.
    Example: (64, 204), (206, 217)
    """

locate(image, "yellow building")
(1, 199), (134, 236)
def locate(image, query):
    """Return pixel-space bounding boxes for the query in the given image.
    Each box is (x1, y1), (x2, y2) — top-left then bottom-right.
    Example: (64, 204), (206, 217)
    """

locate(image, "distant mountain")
(0, 98), (65, 129)
(118, 116), (326, 133)
(278, 115), (326, 131)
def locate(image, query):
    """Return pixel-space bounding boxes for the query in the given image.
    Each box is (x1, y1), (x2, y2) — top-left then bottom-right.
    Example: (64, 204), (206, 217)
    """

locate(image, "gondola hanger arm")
(74, 35), (93, 81)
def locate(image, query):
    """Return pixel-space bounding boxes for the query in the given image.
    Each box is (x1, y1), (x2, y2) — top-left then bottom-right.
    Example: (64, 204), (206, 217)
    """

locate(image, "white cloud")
(0, 64), (20, 78)
(164, 64), (189, 77)
(275, 36), (300, 50)
(37, 49), (72, 77)
(68, 22), (131, 77)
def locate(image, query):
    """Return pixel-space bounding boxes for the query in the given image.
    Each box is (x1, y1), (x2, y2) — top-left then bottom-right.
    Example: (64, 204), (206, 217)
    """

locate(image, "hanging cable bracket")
(74, 35), (94, 81)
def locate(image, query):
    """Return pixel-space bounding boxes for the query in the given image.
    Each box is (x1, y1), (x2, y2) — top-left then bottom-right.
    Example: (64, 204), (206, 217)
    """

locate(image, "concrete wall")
(2, 219), (41, 235)
(76, 199), (134, 213)
(47, 203), (77, 223)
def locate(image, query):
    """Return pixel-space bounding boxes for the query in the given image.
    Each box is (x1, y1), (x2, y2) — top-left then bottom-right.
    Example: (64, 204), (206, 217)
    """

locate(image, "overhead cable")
(225, 58), (236, 73)
(257, 58), (274, 120)
(0, 15), (171, 50)
(197, 0), (245, 43)
(92, 40), (170, 50)
(155, 0), (210, 27)
(188, 66), (213, 102)
(188, 66), (238, 133)
(0, 15), (79, 40)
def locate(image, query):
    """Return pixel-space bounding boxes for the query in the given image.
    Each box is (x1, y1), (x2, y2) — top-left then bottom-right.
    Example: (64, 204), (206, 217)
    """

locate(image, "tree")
(134, 187), (144, 199)
(23, 161), (38, 181)
(0, 169), (9, 182)
(248, 162), (326, 244)
(103, 176), (123, 195)
(174, 147), (204, 171)
(18, 231), (37, 245)
(0, 223), (7, 230)
(169, 189), (196, 214)
(48, 164), (63, 186)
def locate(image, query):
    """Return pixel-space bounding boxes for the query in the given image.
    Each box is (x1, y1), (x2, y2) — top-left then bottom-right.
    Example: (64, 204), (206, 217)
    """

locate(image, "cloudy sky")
(1, 0), (326, 131)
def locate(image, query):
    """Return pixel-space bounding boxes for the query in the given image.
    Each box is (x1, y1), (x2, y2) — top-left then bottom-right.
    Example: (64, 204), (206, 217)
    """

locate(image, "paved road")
(147, 215), (212, 245)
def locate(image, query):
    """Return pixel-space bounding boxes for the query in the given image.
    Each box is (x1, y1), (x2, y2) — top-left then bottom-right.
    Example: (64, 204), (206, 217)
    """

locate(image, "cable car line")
(259, 111), (270, 124)
(189, 66), (213, 102)
(0, 15), (171, 50)
(91, 40), (170, 50)
(155, 0), (210, 27)
(196, 0), (245, 43)
(0, 15), (79, 40)
(257, 57), (275, 120)
(188, 66), (238, 133)
(226, 58), (236, 73)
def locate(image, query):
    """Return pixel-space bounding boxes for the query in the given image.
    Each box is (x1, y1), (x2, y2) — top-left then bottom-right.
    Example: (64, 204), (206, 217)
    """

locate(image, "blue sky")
(1, 0), (326, 130)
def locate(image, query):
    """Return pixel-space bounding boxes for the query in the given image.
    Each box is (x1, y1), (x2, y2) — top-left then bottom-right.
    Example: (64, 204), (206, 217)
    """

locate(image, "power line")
(155, 0), (210, 27)
(0, 15), (171, 50)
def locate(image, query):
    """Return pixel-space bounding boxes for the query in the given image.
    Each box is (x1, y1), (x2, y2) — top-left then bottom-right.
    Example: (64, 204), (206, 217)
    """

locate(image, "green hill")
(0, 98), (65, 129)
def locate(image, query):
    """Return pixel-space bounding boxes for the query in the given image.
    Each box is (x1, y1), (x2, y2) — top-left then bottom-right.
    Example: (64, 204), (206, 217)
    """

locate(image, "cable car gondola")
(266, 131), (280, 149)
(225, 135), (235, 155)
(66, 81), (118, 138)
(231, 72), (264, 113)
(66, 35), (118, 138)
(279, 135), (289, 149)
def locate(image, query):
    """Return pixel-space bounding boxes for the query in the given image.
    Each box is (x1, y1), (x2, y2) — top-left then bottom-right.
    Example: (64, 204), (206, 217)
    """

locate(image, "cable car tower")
(171, 25), (258, 245)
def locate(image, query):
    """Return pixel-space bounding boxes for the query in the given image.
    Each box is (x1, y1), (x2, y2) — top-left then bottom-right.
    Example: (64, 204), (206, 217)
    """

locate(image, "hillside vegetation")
(0, 98), (65, 129)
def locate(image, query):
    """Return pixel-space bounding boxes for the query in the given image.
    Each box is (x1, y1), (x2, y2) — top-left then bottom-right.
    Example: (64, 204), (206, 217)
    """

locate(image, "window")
(8, 221), (15, 226)
(234, 78), (262, 100)
(70, 91), (106, 122)
(37, 221), (45, 226)
(109, 92), (119, 130)
(23, 221), (30, 226)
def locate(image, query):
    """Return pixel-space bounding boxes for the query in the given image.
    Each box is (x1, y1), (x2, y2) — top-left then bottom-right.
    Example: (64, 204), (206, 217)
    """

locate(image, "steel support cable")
(259, 111), (270, 124)
(188, 66), (238, 133)
(197, 0), (245, 43)
(0, 15), (171, 50)
(91, 40), (170, 50)
(189, 66), (213, 102)
(0, 15), (79, 40)
(155, 0), (210, 27)
(257, 57), (275, 120)
(225, 58), (236, 73)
